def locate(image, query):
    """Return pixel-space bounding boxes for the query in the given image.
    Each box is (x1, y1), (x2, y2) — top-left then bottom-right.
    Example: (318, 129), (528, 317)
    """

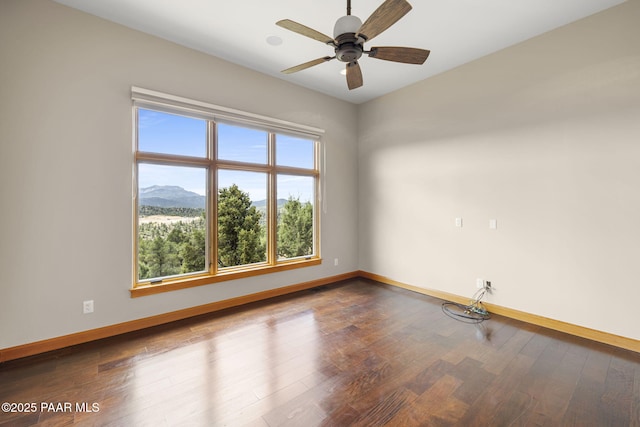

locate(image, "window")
(132, 88), (322, 296)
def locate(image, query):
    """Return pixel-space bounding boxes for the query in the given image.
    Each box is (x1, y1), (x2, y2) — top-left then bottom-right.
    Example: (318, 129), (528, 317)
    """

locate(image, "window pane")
(137, 164), (207, 281)
(277, 175), (315, 259)
(217, 170), (267, 268)
(217, 123), (267, 164)
(138, 108), (206, 157)
(276, 135), (315, 169)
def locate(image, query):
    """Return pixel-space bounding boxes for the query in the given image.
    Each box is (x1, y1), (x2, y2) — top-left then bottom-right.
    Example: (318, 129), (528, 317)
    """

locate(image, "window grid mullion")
(268, 132), (277, 265)
(209, 119), (217, 276)
(136, 152), (211, 168)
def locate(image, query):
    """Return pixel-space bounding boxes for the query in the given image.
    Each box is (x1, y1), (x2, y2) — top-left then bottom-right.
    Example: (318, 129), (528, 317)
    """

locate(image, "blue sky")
(138, 109), (315, 202)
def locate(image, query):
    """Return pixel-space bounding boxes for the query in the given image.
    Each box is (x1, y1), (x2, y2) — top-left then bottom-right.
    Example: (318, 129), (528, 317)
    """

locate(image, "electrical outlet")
(83, 300), (94, 314)
(334, 258), (339, 266)
(476, 278), (484, 289)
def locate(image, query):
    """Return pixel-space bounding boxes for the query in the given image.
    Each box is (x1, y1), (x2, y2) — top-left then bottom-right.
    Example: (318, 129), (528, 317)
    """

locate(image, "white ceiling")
(54, 0), (624, 104)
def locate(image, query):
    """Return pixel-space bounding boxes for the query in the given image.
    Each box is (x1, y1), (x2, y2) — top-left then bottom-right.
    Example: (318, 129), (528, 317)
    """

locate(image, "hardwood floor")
(1, 279), (639, 426)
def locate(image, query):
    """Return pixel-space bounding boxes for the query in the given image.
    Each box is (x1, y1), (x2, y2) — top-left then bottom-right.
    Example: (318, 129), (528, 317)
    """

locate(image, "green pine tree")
(217, 184), (266, 267)
(277, 196), (313, 258)
(180, 228), (206, 273)
(146, 235), (181, 278)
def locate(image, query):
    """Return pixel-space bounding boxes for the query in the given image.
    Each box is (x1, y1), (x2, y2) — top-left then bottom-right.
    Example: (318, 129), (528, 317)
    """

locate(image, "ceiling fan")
(276, 0), (430, 90)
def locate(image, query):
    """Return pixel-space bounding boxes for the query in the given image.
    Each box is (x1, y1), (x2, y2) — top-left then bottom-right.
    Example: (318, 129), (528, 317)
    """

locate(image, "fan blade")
(276, 19), (334, 45)
(368, 46), (430, 64)
(281, 56), (334, 74)
(346, 62), (363, 90)
(356, 0), (412, 42)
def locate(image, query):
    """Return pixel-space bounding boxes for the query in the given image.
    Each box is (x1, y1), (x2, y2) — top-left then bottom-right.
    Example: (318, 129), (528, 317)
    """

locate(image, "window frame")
(131, 87), (323, 297)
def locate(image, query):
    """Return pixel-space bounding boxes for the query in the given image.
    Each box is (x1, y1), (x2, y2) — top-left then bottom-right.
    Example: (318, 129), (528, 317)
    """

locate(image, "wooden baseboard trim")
(359, 271), (640, 354)
(0, 271), (359, 363)
(3, 270), (637, 362)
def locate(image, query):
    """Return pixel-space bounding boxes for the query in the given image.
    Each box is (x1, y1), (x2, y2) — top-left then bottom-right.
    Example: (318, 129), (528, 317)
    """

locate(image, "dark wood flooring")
(1, 279), (639, 426)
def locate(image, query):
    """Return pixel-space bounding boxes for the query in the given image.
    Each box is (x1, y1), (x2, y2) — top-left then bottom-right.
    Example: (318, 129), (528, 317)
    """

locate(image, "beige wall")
(0, 0), (359, 349)
(358, 0), (640, 340)
(2, 0), (639, 350)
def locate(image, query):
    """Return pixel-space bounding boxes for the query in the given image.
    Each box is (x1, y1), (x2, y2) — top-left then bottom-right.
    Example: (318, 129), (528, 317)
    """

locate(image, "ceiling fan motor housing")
(334, 33), (363, 63)
(333, 14), (364, 63)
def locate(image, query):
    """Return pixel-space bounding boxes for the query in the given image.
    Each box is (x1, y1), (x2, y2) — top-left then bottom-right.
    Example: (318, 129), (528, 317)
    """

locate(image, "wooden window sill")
(130, 257), (322, 298)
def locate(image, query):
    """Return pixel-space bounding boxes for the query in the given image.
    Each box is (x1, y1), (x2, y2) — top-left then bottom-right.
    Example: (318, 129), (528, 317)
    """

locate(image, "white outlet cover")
(83, 300), (94, 314)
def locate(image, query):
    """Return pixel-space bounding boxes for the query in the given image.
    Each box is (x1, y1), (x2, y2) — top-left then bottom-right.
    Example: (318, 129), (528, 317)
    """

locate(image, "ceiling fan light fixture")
(333, 15), (362, 38)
